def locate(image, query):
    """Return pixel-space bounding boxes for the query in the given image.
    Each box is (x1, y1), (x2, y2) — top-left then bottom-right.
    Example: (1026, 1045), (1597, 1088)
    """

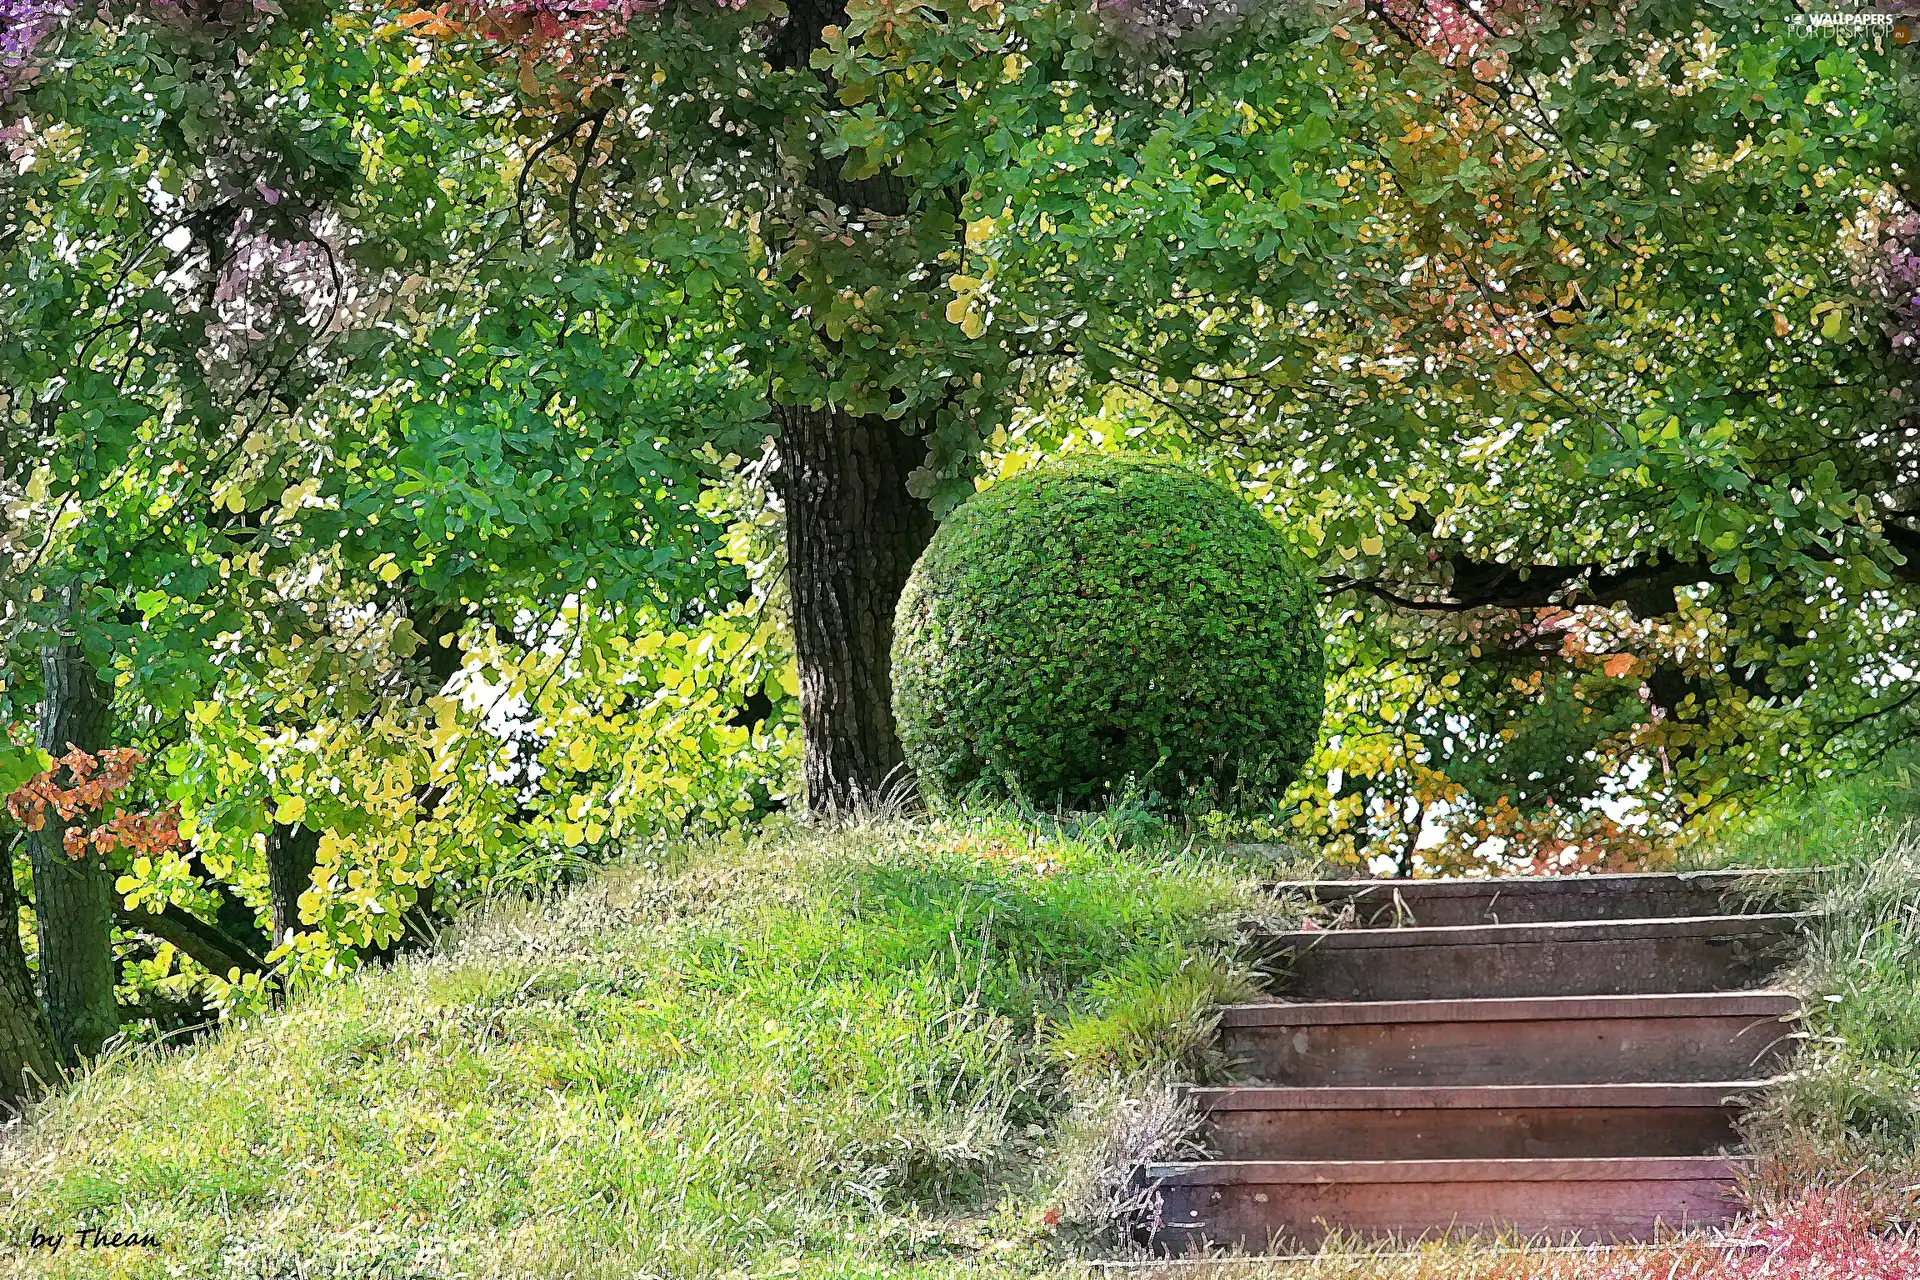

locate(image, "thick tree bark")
(265, 823), (319, 947)
(777, 407), (935, 815)
(29, 624), (119, 1063)
(0, 843), (61, 1109)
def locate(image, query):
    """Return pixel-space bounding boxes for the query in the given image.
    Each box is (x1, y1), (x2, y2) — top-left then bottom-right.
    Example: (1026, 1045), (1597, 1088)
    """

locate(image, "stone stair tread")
(1146, 1156), (1744, 1185)
(1266, 871), (1827, 928)
(1272, 869), (1821, 897)
(1256, 913), (1807, 950)
(1219, 990), (1801, 1026)
(1182, 1081), (1783, 1110)
(1151, 871), (1808, 1253)
(1251, 916), (1805, 1000)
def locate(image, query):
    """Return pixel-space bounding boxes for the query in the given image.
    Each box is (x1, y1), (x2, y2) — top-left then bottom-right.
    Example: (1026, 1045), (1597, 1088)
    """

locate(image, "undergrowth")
(1742, 828), (1920, 1214)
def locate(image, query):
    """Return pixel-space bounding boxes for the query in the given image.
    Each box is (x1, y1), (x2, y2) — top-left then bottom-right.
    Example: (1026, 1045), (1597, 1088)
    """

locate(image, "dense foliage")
(0, 0), (800, 1043)
(974, 0), (1915, 867)
(0, 0), (1913, 1051)
(893, 457), (1324, 813)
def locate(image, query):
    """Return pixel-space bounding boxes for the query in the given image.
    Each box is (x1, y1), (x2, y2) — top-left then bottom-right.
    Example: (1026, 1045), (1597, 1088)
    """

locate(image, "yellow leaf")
(274, 795), (307, 824)
(945, 296), (971, 325)
(960, 309), (986, 339)
(1820, 308), (1844, 340)
(1359, 534), (1384, 556)
(378, 561), (402, 583)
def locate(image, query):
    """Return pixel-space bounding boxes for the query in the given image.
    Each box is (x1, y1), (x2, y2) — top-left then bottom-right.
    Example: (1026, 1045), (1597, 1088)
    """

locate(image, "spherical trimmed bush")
(892, 456), (1325, 813)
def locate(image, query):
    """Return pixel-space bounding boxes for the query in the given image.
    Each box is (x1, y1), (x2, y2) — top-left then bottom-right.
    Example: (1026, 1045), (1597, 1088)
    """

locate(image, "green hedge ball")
(891, 455), (1325, 814)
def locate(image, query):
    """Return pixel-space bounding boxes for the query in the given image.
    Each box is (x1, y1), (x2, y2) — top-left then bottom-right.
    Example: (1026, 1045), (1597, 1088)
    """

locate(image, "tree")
(0, 741), (59, 1104)
(971, 0), (1914, 853)
(2, 0), (781, 1017)
(374, 0), (1298, 812)
(25, 597), (118, 1059)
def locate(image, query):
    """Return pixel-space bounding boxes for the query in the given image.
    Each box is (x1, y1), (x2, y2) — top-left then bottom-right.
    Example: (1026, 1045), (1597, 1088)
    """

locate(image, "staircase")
(1147, 870), (1815, 1254)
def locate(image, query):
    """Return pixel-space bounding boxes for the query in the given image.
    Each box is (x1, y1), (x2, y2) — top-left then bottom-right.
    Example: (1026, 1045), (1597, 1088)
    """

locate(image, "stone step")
(1273, 870), (1820, 929)
(1145, 1156), (1746, 1253)
(1220, 992), (1800, 1086)
(1251, 913), (1807, 1001)
(1185, 1082), (1771, 1160)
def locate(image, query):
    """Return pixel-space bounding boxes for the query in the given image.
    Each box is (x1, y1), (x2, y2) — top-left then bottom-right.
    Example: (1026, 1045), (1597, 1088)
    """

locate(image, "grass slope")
(3, 776), (1917, 1280)
(0, 812), (1285, 1279)
(1682, 759), (1920, 1200)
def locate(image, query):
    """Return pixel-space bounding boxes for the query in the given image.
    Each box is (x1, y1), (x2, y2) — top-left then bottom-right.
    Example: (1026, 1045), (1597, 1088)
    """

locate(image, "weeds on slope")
(0, 808), (1292, 1280)
(1741, 827), (1920, 1216)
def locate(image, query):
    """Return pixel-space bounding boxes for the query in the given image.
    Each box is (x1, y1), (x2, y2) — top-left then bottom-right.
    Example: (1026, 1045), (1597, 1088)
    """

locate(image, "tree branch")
(117, 907), (266, 979)
(1324, 548), (1730, 617)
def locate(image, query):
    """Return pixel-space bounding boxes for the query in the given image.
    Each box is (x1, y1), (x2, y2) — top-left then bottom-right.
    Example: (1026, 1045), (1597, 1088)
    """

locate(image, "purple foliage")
(1872, 213), (1920, 363)
(201, 203), (347, 369)
(0, 0), (67, 100)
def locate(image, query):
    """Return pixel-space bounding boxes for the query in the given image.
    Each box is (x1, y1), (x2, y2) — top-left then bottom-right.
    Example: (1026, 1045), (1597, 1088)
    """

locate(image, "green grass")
(1742, 836), (1920, 1207)
(5, 766), (1919, 1280)
(0, 811), (1294, 1279)
(1682, 750), (1920, 872)
(1692, 756), (1920, 1206)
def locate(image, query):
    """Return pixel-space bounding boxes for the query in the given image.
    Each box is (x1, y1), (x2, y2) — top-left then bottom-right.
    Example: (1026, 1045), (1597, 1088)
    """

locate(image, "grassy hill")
(1, 784), (1916, 1279)
(0, 811), (1291, 1279)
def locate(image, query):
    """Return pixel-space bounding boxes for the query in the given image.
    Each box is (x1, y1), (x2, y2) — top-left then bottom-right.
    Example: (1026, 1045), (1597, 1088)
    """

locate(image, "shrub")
(892, 455), (1324, 813)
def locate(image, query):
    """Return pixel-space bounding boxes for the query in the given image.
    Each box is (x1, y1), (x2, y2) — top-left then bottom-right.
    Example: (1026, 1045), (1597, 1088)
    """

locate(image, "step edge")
(1252, 913), (1809, 951)
(1270, 869), (1827, 897)
(1182, 1081), (1784, 1111)
(1143, 1156), (1746, 1186)
(1219, 991), (1803, 1027)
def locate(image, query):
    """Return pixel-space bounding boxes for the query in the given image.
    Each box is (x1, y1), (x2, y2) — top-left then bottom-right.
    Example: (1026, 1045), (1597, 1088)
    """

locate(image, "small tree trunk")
(0, 844), (61, 1108)
(29, 626), (119, 1062)
(777, 406), (935, 815)
(265, 823), (320, 947)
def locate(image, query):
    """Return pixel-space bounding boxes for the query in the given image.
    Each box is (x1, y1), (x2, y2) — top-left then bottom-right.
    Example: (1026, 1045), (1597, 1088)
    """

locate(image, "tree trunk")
(0, 842), (61, 1109)
(265, 823), (319, 947)
(777, 406), (936, 815)
(29, 625), (119, 1063)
